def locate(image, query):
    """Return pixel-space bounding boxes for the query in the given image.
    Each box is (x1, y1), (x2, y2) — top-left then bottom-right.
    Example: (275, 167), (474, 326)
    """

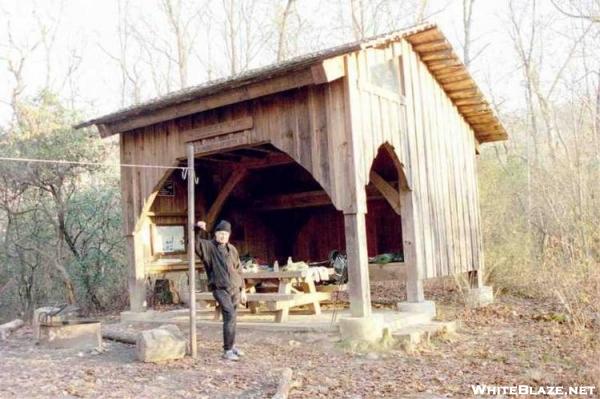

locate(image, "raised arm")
(193, 220), (212, 261)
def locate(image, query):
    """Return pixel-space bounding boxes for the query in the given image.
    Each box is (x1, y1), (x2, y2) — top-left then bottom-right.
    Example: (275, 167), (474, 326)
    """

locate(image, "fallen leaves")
(1, 294), (598, 398)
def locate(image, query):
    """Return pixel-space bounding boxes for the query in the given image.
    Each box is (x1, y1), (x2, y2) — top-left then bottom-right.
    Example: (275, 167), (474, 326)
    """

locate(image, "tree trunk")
(276, 0), (296, 62)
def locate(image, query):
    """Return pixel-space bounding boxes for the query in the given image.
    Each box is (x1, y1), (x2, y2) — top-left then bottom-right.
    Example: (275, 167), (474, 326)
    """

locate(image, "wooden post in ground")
(467, 270), (483, 288)
(344, 212), (372, 318)
(401, 189), (425, 302)
(126, 232), (147, 312)
(187, 143), (197, 358)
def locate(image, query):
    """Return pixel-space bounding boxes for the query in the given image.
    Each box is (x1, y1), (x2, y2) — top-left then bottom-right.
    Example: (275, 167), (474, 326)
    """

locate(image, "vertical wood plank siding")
(347, 39), (483, 278)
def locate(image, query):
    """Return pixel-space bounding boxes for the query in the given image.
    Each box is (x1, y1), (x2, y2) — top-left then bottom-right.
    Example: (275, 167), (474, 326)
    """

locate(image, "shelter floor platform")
(120, 306), (436, 333)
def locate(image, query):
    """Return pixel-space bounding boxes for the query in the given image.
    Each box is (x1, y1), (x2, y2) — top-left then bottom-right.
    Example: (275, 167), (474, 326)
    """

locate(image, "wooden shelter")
(77, 23), (507, 318)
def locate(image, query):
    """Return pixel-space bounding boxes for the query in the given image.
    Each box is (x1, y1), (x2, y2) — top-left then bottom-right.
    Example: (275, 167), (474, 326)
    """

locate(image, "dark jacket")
(194, 227), (243, 291)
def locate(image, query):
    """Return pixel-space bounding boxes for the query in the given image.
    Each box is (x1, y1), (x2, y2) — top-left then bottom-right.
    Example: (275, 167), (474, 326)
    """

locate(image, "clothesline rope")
(0, 156), (188, 170)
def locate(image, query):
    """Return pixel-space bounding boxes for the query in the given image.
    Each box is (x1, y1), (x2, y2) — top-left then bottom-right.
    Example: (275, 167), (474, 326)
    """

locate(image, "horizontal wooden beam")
(97, 123), (113, 138)
(311, 56), (346, 84)
(253, 190), (332, 210)
(426, 59), (461, 71)
(230, 148), (269, 159)
(191, 130), (255, 155)
(182, 116), (253, 143)
(459, 107), (494, 118)
(252, 187), (386, 211)
(458, 104), (491, 114)
(465, 114), (496, 124)
(447, 88), (480, 99)
(241, 146), (275, 154)
(198, 156), (236, 163)
(438, 72), (471, 84)
(191, 151), (293, 169)
(433, 66), (466, 80)
(476, 131), (506, 139)
(406, 28), (443, 44)
(420, 49), (455, 62)
(240, 152), (294, 169)
(442, 79), (476, 91)
(471, 122), (502, 130)
(412, 39), (449, 52)
(454, 98), (485, 106)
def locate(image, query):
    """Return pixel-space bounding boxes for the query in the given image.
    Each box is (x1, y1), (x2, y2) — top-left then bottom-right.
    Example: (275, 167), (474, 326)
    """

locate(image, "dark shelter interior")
(148, 144), (403, 269)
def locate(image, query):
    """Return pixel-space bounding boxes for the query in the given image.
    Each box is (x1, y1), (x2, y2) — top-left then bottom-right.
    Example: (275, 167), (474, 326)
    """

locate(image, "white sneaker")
(232, 347), (244, 357)
(222, 349), (239, 361)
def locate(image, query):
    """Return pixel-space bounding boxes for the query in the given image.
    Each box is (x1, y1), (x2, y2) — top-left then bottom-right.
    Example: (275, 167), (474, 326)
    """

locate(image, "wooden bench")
(195, 269), (334, 322)
(196, 291), (331, 322)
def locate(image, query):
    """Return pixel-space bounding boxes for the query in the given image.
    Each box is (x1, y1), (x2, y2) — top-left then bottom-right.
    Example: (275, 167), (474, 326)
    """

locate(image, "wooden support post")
(248, 286), (259, 314)
(344, 212), (372, 317)
(304, 275), (322, 316)
(400, 190), (425, 302)
(275, 279), (292, 323)
(127, 232), (146, 312)
(187, 144), (197, 359)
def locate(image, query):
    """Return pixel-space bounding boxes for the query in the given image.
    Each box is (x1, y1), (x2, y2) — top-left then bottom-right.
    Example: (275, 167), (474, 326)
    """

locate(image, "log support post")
(344, 212), (372, 318)
(399, 180), (425, 303)
(128, 230), (147, 313)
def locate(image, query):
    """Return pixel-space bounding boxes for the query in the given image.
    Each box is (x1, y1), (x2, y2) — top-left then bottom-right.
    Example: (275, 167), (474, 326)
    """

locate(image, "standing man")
(195, 219), (247, 361)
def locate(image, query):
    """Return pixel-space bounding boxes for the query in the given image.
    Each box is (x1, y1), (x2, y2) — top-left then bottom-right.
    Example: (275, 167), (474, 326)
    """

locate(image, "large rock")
(136, 324), (187, 363)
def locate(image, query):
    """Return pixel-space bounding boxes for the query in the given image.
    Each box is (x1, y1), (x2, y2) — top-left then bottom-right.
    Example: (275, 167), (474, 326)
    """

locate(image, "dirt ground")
(1, 285), (599, 399)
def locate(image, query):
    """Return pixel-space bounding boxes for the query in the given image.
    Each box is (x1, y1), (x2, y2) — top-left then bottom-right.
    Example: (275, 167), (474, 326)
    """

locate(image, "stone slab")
(339, 314), (385, 342)
(38, 321), (102, 350)
(395, 300), (437, 316)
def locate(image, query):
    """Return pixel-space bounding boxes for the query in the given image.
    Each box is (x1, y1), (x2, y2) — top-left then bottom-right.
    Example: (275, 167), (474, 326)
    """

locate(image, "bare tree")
(350, 0), (365, 40)
(549, 0), (600, 22)
(276, 0), (297, 62)
(160, 0), (206, 88)
(415, 0), (430, 24)
(223, 0), (238, 74)
(462, 0), (475, 66)
(0, 20), (41, 126)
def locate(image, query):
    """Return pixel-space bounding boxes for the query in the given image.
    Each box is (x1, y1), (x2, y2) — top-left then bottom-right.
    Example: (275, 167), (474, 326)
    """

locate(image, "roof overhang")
(404, 27), (507, 142)
(76, 23), (507, 144)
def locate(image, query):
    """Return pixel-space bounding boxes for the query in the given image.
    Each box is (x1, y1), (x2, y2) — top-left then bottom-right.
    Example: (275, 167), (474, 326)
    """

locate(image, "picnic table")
(196, 269), (333, 322)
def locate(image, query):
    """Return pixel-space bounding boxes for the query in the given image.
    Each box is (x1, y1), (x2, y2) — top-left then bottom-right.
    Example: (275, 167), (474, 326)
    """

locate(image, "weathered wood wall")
(343, 40), (483, 279)
(120, 79), (354, 234)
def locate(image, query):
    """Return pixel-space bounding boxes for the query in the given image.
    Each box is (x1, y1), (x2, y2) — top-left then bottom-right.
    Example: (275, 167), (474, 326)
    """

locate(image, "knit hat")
(215, 220), (231, 233)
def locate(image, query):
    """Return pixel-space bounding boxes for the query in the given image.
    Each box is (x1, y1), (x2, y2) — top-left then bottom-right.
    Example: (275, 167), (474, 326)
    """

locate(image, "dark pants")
(212, 287), (239, 351)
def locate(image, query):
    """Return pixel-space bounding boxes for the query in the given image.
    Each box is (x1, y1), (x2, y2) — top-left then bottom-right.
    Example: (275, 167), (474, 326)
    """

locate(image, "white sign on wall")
(153, 225), (185, 254)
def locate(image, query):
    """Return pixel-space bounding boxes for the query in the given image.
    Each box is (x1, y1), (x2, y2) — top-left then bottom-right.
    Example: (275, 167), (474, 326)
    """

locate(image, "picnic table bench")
(196, 269), (333, 322)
